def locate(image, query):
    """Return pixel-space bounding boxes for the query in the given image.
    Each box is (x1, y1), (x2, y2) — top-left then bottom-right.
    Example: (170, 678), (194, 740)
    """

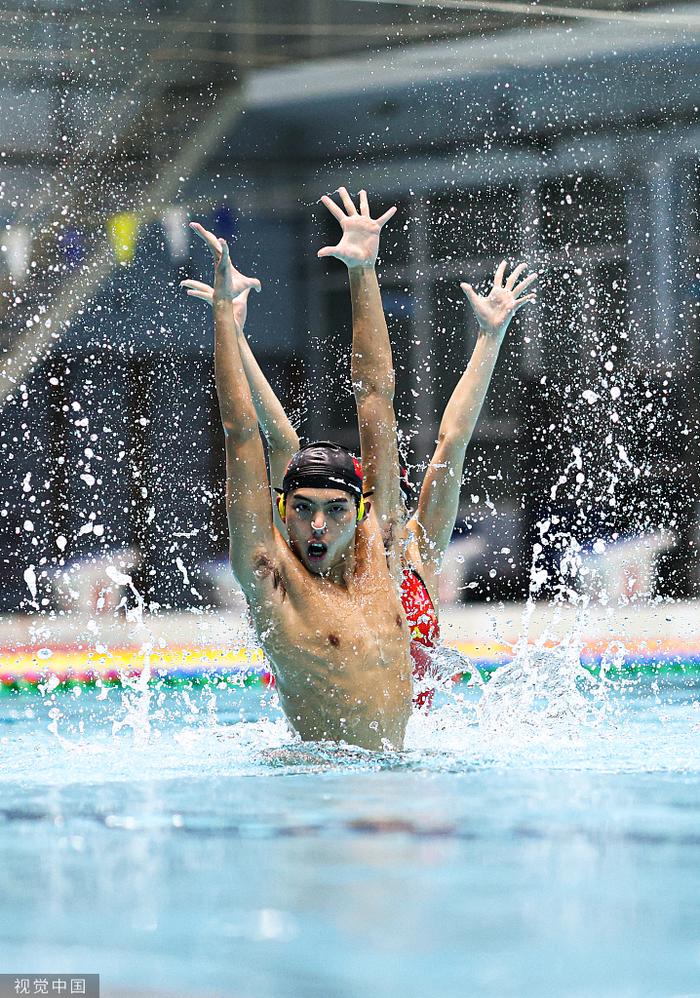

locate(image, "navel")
(328, 633), (341, 647)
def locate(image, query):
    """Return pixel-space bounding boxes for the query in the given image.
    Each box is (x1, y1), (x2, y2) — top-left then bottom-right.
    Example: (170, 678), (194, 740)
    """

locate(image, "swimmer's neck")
(321, 556), (355, 587)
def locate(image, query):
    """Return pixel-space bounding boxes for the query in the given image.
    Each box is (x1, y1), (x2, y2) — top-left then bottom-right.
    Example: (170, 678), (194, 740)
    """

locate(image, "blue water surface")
(0, 669), (699, 998)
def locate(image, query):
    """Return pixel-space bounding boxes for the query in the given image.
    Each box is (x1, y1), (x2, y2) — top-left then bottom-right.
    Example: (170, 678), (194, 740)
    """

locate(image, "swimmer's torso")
(245, 515), (413, 751)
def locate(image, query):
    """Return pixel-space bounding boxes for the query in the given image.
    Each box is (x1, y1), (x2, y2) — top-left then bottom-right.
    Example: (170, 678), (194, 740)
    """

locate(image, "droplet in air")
(23, 565), (37, 598)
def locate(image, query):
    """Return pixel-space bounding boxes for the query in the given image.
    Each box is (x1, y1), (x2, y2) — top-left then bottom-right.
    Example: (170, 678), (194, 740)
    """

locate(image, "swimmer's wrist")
(475, 325), (507, 348)
(213, 289), (237, 305)
(213, 295), (229, 307)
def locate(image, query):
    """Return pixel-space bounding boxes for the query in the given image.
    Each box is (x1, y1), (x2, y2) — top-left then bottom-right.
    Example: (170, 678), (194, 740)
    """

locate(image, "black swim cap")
(281, 441), (364, 500)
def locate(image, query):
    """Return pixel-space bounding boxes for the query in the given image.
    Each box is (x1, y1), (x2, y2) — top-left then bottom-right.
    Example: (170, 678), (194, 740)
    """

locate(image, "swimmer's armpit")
(253, 552), (286, 598)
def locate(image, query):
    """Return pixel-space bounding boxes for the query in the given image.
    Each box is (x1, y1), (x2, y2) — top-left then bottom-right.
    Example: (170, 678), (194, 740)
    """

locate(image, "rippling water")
(1, 658), (699, 997)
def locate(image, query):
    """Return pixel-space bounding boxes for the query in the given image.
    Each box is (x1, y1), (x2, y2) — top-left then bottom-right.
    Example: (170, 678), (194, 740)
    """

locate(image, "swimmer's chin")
(296, 552), (325, 573)
(289, 541), (343, 575)
(304, 552), (333, 575)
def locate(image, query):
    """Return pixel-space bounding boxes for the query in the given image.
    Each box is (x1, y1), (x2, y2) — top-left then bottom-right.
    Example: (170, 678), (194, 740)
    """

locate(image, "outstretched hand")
(189, 221), (260, 301)
(213, 238), (258, 304)
(318, 187), (396, 269)
(461, 261), (537, 339)
(180, 277), (250, 329)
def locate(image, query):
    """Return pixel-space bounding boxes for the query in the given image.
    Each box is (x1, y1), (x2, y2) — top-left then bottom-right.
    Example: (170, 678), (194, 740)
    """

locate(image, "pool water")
(1, 664), (700, 998)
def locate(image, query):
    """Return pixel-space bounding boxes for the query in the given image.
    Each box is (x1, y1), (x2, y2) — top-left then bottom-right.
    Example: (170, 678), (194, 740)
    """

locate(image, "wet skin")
(244, 487), (412, 751)
(203, 204), (413, 751)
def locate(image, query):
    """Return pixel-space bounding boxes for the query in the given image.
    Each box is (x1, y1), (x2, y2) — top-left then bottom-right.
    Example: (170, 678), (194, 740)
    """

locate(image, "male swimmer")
(183, 187), (537, 713)
(195, 196), (412, 751)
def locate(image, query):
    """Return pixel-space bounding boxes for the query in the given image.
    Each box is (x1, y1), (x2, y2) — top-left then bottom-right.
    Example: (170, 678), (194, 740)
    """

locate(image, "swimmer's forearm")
(349, 265), (403, 535)
(349, 267), (395, 401)
(437, 333), (501, 449)
(214, 302), (260, 440)
(414, 335), (502, 566)
(235, 323), (300, 456)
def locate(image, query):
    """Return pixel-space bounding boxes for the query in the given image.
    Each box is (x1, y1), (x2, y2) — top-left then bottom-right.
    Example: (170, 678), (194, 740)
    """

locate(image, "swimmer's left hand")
(214, 239), (261, 303)
(461, 260), (538, 340)
(180, 278), (251, 329)
(317, 187), (396, 269)
(190, 221), (261, 299)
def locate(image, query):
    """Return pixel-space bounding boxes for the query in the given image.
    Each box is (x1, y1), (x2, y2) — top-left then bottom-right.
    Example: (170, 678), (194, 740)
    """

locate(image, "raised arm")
(411, 260), (537, 572)
(229, 290), (299, 488)
(318, 187), (402, 542)
(181, 293), (299, 489)
(184, 225), (300, 490)
(202, 229), (280, 598)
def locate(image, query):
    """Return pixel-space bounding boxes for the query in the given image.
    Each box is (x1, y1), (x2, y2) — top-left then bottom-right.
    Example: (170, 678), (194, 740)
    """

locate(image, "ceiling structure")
(0, 0), (697, 398)
(1, 0), (697, 85)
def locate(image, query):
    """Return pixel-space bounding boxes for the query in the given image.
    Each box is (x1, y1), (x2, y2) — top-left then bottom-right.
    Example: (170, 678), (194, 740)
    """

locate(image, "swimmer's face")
(284, 487), (359, 574)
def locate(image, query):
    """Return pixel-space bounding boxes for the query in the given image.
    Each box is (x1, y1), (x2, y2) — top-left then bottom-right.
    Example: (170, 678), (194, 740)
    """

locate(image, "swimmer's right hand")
(317, 187), (396, 269)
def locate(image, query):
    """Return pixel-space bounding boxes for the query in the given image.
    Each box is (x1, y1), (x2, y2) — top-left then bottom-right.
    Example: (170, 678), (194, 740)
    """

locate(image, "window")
(538, 173), (626, 248)
(428, 185), (521, 262)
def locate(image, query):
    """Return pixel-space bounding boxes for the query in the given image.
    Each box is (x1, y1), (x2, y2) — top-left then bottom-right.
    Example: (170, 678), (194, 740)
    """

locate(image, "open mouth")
(307, 541), (328, 562)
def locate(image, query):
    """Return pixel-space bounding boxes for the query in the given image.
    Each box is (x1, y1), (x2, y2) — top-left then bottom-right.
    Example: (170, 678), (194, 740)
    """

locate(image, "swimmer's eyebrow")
(293, 494), (351, 506)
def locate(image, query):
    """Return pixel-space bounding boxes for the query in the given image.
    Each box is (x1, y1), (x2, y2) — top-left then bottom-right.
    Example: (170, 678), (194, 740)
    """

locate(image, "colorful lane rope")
(1, 639), (700, 693)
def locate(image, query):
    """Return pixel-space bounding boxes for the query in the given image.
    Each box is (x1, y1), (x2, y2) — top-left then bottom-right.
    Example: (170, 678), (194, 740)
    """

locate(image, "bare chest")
(250, 576), (412, 747)
(260, 579), (408, 678)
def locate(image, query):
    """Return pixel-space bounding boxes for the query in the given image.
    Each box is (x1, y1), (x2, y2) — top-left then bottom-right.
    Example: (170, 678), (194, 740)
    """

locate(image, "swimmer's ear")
(357, 488), (374, 523)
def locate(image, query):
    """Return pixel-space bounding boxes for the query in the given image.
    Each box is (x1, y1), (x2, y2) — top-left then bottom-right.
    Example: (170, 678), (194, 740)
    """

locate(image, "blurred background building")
(1, 0), (699, 613)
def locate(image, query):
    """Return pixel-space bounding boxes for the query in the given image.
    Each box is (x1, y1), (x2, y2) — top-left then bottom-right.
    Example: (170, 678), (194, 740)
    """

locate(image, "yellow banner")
(107, 211), (141, 264)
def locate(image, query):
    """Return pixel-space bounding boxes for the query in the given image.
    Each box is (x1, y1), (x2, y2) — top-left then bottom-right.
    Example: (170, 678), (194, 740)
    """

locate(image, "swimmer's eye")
(293, 503), (311, 515)
(329, 504), (348, 515)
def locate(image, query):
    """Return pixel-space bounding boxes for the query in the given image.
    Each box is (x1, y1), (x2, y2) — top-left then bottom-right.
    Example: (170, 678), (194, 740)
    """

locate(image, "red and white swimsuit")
(400, 567), (440, 711)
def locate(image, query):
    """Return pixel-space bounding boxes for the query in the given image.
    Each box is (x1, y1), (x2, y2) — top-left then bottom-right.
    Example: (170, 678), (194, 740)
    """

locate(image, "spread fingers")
(513, 272), (538, 296)
(336, 186), (357, 215)
(504, 262), (528, 290)
(320, 194), (344, 222)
